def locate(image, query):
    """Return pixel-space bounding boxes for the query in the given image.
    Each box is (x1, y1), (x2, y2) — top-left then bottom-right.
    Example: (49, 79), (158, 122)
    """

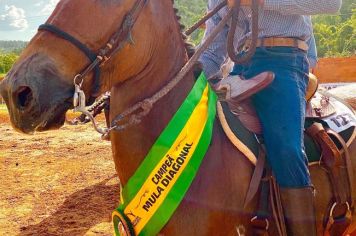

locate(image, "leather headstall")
(38, 0), (149, 98)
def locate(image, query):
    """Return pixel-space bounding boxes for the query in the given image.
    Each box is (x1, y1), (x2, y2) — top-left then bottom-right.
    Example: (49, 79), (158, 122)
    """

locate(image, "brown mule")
(0, 0), (356, 235)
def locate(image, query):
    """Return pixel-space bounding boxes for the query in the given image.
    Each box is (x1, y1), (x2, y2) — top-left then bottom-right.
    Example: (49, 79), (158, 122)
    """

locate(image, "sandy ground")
(0, 109), (119, 236)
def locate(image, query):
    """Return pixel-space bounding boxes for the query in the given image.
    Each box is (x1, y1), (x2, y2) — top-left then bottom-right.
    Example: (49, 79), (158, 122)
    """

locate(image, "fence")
(314, 56), (356, 83)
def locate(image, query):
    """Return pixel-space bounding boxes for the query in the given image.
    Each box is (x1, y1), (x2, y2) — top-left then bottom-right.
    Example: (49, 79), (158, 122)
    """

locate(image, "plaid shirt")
(199, 0), (341, 77)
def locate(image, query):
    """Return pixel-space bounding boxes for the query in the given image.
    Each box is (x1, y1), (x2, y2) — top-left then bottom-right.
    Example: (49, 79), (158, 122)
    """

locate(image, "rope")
(110, 8), (234, 131)
(184, 1), (227, 36)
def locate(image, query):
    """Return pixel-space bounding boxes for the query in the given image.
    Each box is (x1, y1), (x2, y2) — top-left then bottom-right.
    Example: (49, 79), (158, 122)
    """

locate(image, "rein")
(38, 0), (260, 138)
(38, 24), (101, 97)
(227, 0), (259, 64)
(40, 0), (148, 91)
(38, 0), (148, 134)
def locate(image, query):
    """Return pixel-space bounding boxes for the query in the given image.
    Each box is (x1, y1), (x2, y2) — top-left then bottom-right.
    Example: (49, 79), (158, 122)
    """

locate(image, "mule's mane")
(171, 0), (196, 58)
(171, 0), (203, 76)
(53, 0), (196, 59)
(98, 0), (196, 58)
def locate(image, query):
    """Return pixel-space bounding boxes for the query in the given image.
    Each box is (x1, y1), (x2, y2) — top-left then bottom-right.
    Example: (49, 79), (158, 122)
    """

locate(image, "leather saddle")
(212, 72), (333, 134)
(214, 72), (356, 236)
(306, 91), (336, 118)
(212, 72), (275, 103)
(210, 72), (274, 134)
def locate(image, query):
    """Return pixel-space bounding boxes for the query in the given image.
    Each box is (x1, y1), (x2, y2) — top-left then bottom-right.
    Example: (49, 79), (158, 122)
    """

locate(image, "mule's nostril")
(17, 86), (33, 109)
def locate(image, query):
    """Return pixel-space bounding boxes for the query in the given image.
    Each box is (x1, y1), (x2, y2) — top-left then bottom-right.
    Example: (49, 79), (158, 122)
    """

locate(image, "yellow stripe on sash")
(124, 85), (210, 234)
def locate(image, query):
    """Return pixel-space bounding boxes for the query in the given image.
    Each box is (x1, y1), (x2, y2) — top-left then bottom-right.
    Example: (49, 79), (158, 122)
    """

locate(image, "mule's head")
(0, 0), (186, 134)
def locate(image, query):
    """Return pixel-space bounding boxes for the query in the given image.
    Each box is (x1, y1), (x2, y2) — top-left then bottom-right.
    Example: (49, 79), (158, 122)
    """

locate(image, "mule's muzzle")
(0, 53), (74, 133)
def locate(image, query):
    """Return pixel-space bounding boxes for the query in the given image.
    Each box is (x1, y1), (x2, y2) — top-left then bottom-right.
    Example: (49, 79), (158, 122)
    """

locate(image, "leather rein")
(38, 0), (260, 138)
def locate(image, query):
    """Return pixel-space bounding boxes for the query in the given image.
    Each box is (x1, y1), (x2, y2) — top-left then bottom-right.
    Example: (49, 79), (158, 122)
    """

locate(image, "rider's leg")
(243, 46), (316, 236)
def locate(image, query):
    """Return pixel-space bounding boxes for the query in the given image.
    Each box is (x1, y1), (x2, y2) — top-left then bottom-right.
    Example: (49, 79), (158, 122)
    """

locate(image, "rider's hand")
(228, 0), (264, 7)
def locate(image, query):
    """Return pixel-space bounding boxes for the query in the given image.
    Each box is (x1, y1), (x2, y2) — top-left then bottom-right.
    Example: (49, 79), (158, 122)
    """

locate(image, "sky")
(0, 0), (59, 41)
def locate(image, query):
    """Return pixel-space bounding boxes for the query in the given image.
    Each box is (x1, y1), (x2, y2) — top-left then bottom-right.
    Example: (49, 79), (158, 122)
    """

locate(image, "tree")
(175, 0), (207, 44)
(312, 2), (355, 57)
(0, 52), (18, 74)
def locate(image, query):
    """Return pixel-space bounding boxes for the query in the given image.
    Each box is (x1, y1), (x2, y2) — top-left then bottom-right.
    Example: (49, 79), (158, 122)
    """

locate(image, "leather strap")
(244, 37), (308, 51)
(245, 149), (288, 236)
(326, 129), (354, 205)
(39, 0), (149, 97)
(251, 168), (270, 236)
(38, 24), (101, 96)
(324, 203), (352, 236)
(251, 216), (270, 236)
(270, 177), (287, 236)
(244, 146), (266, 208)
(306, 123), (346, 203)
(306, 123), (354, 236)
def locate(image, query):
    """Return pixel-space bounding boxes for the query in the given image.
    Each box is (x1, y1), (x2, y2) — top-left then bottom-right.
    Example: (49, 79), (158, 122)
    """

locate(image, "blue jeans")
(231, 47), (311, 188)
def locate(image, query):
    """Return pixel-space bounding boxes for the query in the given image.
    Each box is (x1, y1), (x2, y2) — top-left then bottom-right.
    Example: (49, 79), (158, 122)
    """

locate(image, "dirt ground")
(0, 109), (118, 236)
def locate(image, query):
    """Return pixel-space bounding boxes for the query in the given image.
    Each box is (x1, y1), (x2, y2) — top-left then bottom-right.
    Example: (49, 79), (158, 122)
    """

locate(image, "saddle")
(214, 73), (356, 236)
(306, 92), (336, 118)
(212, 72), (275, 103)
(214, 72), (325, 135)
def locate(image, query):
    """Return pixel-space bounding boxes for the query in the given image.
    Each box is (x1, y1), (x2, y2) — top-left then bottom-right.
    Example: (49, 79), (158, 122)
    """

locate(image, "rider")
(305, 16), (318, 71)
(199, 0), (339, 235)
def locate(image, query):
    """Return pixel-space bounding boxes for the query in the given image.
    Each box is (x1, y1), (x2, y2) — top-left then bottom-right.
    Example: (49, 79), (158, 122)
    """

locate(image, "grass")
(0, 73), (6, 78)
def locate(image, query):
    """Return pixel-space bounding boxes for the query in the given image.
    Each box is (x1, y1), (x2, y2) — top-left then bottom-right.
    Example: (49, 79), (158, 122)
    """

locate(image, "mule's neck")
(109, 24), (196, 185)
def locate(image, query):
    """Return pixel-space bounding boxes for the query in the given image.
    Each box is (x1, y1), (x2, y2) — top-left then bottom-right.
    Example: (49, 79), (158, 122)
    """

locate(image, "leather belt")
(244, 37), (309, 51)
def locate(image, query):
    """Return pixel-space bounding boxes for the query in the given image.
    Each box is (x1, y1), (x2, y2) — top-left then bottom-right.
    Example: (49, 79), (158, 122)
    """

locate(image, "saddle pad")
(322, 97), (356, 134)
(306, 98), (356, 163)
(217, 101), (259, 166)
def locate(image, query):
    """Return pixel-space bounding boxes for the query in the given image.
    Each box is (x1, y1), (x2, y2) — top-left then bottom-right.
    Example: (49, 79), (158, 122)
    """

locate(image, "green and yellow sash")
(112, 73), (217, 236)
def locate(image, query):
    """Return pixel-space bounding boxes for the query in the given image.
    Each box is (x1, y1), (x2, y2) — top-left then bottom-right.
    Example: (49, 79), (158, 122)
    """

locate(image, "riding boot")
(280, 187), (317, 236)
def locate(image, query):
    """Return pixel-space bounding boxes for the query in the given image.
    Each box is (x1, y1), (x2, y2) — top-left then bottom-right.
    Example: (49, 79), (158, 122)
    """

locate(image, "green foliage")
(0, 41), (23, 74)
(175, 0), (207, 45)
(0, 51), (18, 74)
(312, 0), (355, 57)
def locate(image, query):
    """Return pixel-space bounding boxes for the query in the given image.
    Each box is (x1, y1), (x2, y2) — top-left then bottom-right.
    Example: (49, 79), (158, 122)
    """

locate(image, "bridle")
(39, 0), (148, 96)
(38, 0), (260, 139)
(38, 0), (149, 134)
